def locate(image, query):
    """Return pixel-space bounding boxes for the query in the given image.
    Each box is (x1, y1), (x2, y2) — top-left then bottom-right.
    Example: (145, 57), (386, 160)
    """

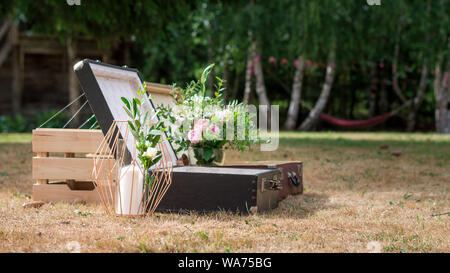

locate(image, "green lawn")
(0, 133), (32, 144)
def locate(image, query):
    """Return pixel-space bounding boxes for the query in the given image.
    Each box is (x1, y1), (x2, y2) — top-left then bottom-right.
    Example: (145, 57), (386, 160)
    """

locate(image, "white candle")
(115, 165), (144, 216)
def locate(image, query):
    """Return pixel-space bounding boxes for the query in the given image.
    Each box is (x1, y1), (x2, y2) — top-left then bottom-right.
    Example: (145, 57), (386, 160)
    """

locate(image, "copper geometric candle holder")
(91, 120), (173, 217)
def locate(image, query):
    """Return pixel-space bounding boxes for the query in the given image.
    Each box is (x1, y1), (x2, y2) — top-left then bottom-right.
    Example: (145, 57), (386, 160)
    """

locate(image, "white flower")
(143, 147), (158, 159)
(215, 109), (232, 120)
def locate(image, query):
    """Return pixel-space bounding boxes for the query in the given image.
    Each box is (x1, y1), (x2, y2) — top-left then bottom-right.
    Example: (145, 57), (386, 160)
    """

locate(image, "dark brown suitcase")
(225, 161), (303, 201)
(155, 166), (282, 214)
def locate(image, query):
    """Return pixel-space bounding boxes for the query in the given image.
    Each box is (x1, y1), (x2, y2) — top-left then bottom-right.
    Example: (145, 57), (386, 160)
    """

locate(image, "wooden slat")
(36, 152), (49, 184)
(33, 184), (102, 203)
(145, 82), (173, 95)
(32, 157), (116, 181)
(32, 128), (104, 153)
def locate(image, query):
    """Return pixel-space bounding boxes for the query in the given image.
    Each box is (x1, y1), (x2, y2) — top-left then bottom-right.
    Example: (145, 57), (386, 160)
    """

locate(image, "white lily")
(143, 147), (158, 159)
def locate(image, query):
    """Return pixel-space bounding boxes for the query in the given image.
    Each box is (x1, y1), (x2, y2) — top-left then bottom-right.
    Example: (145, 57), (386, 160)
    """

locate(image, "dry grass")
(0, 132), (449, 253)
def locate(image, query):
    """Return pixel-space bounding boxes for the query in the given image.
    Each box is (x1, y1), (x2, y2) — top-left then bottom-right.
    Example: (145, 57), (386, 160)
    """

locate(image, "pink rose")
(210, 125), (220, 134)
(280, 58), (288, 65)
(188, 129), (202, 144)
(269, 56), (277, 64)
(254, 55), (261, 62)
(293, 59), (300, 68)
(216, 109), (232, 119)
(306, 59), (313, 68)
(194, 119), (209, 131)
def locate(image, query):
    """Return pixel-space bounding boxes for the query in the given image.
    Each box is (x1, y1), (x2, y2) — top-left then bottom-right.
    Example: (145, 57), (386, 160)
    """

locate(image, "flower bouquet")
(158, 64), (260, 166)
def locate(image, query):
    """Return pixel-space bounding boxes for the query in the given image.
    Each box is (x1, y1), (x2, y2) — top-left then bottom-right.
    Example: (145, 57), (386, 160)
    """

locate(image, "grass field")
(0, 132), (449, 253)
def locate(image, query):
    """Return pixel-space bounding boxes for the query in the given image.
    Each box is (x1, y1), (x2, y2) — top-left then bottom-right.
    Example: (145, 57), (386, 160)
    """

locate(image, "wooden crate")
(31, 83), (174, 203)
(32, 128), (106, 203)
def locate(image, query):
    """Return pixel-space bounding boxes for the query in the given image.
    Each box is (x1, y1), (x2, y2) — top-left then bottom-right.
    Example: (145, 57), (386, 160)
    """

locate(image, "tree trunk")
(252, 40), (271, 126)
(0, 16), (12, 67)
(379, 79), (389, 129)
(299, 50), (336, 131)
(434, 57), (450, 133)
(11, 24), (22, 115)
(230, 70), (240, 101)
(66, 37), (80, 127)
(207, 26), (215, 97)
(434, 58), (443, 132)
(252, 41), (270, 107)
(0, 15), (12, 41)
(222, 60), (230, 103)
(406, 60), (428, 131)
(392, 20), (407, 103)
(243, 41), (254, 104)
(369, 64), (378, 117)
(285, 56), (305, 130)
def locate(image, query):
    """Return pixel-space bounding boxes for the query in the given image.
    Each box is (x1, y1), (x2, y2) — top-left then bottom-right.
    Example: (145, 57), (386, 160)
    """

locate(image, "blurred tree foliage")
(1, 0), (449, 131)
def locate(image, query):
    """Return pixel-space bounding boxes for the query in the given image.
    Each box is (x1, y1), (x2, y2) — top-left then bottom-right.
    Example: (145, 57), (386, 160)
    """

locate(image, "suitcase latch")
(261, 178), (283, 192)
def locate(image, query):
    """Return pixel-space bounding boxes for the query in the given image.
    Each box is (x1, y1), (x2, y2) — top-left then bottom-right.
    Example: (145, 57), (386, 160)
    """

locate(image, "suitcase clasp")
(261, 178), (283, 192)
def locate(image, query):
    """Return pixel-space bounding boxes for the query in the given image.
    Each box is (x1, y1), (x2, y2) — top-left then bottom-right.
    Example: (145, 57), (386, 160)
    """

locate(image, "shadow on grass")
(260, 192), (334, 220)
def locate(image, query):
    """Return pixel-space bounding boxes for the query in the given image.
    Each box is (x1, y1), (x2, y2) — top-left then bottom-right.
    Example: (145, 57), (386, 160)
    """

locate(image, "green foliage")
(12, 0), (193, 46)
(121, 84), (165, 187)
(5, 0), (450, 130)
(34, 110), (68, 129)
(0, 115), (27, 133)
(0, 110), (68, 133)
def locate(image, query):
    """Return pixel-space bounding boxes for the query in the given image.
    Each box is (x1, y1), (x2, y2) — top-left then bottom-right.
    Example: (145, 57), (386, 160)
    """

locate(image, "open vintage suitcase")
(145, 81), (304, 201)
(74, 59), (285, 213)
(156, 167), (282, 214)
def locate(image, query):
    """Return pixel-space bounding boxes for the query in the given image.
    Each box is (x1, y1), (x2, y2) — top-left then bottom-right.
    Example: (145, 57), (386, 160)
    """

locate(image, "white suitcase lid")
(74, 59), (178, 166)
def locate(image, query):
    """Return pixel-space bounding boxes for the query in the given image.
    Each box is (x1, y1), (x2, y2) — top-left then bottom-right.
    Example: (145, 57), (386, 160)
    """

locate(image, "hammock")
(301, 100), (412, 129)
(319, 112), (392, 129)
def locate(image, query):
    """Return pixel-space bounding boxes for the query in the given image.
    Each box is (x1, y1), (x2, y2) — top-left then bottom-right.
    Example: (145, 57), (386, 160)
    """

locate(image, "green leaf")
(143, 111), (149, 125)
(123, 107), (133, 119)
(121, 97), (131, 110)
(203, 147), (214, 162)
(132, 99), (138, 118)
(128, 121), (136, 132)
(151, 135), (161, 146)
(135, 119), (141, 130)
(201, 64), (215, 85)
(149, 154), (162, 166)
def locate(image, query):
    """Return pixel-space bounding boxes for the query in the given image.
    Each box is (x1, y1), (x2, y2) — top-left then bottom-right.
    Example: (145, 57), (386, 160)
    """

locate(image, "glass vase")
(189, 147), (225, 166)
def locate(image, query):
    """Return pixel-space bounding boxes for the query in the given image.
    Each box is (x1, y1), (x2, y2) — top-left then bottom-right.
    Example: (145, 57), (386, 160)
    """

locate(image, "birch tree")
(434, 39), (450, 133)
(299, 50), (336, 130)
(285, 57), (305, 129)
